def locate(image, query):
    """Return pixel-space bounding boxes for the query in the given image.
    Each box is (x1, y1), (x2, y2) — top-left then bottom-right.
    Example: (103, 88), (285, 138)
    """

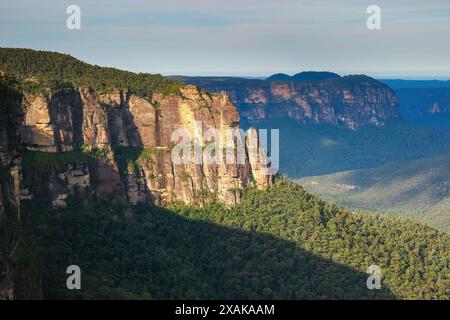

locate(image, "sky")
(1, 0), (450, 78)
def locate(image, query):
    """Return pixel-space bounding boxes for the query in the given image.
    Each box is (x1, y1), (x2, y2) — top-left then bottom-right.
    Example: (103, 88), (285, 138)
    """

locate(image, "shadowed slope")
(298, 154), (450, 233)
(25, 200), (394, 300)
(23, 181), (450, 300)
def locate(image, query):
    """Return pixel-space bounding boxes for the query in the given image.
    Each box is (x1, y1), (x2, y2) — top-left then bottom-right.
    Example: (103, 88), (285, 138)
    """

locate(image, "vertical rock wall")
(18, 85), (274, 207)
(0, 72), (23, 300)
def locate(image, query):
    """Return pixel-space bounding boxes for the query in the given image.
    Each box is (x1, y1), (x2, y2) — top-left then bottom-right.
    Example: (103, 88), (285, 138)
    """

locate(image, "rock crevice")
(18, 85), (274, 207)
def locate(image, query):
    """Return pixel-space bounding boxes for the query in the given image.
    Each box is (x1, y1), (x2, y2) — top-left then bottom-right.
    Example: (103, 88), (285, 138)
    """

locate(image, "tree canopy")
(21, 180), (450, 300)
(0, 48), (181, 97)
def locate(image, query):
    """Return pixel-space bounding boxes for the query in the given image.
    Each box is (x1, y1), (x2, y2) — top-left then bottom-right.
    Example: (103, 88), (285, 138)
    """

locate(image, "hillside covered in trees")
(0, 48), (181, 96)
(298, 153), (450, 233)
(1, 48), (449, 301)
(242, 119), (450, 178)
(19, 180), (450, 300)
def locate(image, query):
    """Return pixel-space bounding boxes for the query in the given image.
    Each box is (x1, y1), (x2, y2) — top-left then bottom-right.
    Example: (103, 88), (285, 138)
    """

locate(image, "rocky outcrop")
(18, 85), (273, 207)
(0, 54), (276, 299)
(395, 88), (450, 117)
(0, 71), (273, 299)
(0, 72), (274, 298)
(177, 75), (399, 129)
(0, 72), (22, 300)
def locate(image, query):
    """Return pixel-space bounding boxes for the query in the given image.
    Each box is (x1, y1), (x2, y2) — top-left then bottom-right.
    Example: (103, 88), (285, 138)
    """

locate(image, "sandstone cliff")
(175, 75), (399, 129)
(0, 73), (21, 299)
(18, 85), (273, 208)
(1, 64), (274, 298)
(1, 74), (44, 300)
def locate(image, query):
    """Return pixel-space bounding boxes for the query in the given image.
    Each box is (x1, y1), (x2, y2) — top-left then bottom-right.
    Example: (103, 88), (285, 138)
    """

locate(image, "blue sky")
(1, 0), (450, 78)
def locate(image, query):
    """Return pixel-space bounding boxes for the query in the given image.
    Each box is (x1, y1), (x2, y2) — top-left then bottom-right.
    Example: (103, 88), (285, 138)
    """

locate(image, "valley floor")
(297, 153), (450, 233)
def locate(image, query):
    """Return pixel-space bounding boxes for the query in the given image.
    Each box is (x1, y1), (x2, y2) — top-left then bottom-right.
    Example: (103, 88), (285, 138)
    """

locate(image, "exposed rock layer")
(18, 85), (273, 207)
(177, 75), (399, 129)
(1, 76), (274, 298)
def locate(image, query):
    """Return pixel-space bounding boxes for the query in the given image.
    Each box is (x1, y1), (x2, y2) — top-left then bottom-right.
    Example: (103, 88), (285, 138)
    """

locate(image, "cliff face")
(395, 88), (450, 117)
(0, 73), (273, 300)
(177, 75), (399, 129)
(18, 85), (273, 208)
(0, 72), (22, 300)
(1, 67), (275, 298)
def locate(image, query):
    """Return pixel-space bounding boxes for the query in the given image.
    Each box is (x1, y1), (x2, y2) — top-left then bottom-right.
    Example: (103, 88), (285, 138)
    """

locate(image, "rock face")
(176, 75), (399, 129)
(395, 88), (450, 117)
(1, 71), (273, 298)
(0, 72), (22, 300)
(17, 85), (273, 208)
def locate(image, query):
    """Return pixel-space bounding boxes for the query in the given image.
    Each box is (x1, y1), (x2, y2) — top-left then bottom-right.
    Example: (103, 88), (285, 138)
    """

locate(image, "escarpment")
(0, 47), (274, 242)
(16, 85), (273, 208)
(176, 75), (399, 129)
(1, 50), (275, 299)
(0, 72), (21, 300)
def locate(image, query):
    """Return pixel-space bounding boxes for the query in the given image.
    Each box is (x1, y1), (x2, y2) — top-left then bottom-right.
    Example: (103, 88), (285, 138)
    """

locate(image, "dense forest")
(0, 48), (181, 96)
(241, 119), (450, 178)
(298, 153), (450, 233)
(19, 180), (449, 300)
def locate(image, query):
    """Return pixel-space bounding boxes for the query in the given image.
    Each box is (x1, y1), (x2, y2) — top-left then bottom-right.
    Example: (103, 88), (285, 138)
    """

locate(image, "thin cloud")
(1, 0), (449, 77)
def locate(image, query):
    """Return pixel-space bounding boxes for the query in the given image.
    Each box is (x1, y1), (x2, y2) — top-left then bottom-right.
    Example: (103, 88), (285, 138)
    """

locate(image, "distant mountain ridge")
(174, 73), (399, 129)
(266, 73), (292, 81)
(381, 79), (450, 90)
(1, 48), (450, 300)
(267, 71), (341, 81)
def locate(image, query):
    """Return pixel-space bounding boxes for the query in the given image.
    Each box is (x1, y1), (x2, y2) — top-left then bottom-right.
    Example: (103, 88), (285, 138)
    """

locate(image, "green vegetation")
(114, 147), (144, 172)
(162, 83), (183, 95)
(21, 149), (107, 188)
(22, 147), (109, 172)
(0, 76), (22, 151)
(2, 49), (450, 300)
(0, 203), (43, 299)
(241, 119), (450, 178)
(23, 180), (449, 300)
(298, 153), (450, 233)
(391, 87), (450, 133)
(174, 74), (376, 88)
(114, 146), (162, 173)
(0, 48), (181, 97)
(0, 76), (43, 298)
(22, 150), (88, 173)
(172, 75), (266, 90)
(85, 147), (108, 161)
(192, 189), (217, 206)
(179, 171), (191, 182)
(292, 71), (341, 81)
